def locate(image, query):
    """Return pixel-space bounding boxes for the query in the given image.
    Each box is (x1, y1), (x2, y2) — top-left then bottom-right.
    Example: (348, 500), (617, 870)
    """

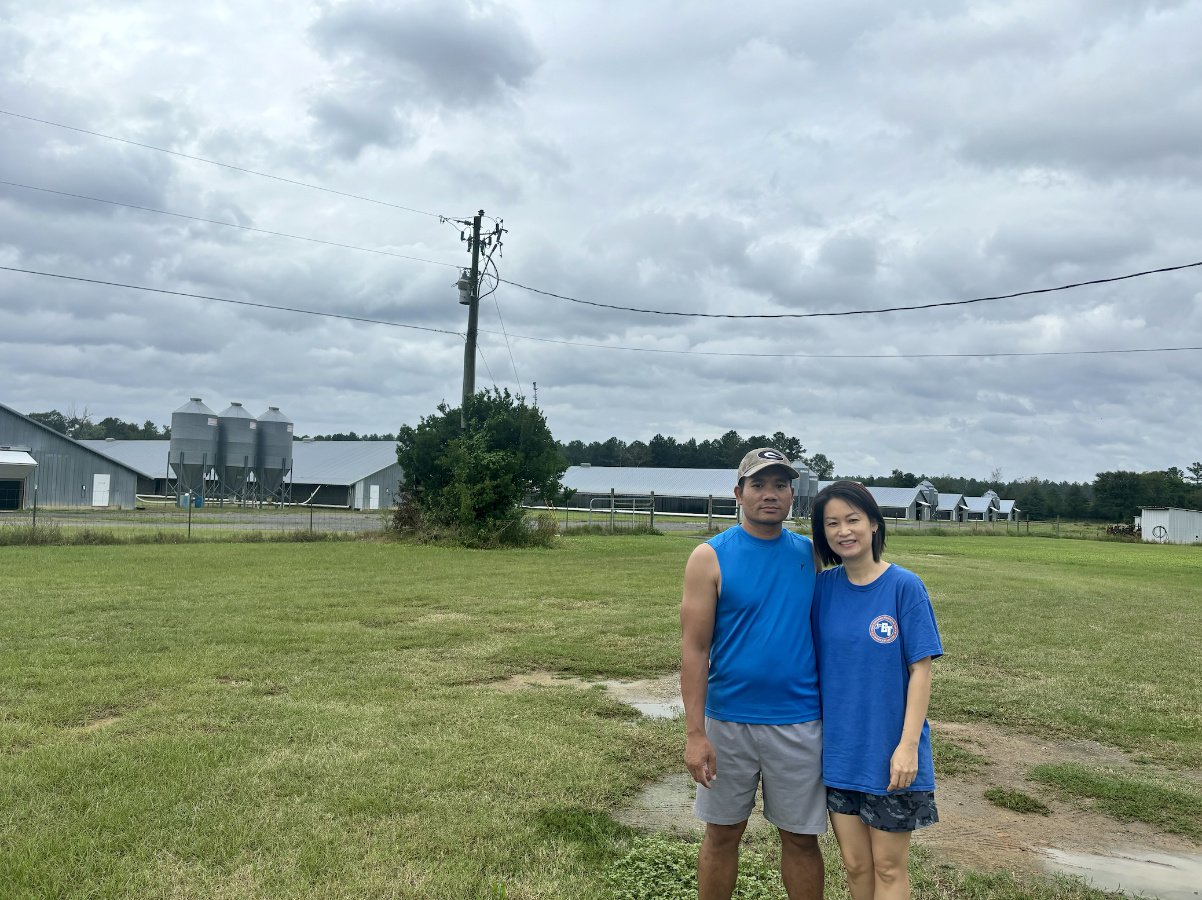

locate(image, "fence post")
(31, 481), (38, 529)
(649, 491), (655, 531)
(310, 504), (315, 533)
(707, 495), (713, 532)
(609, 488), (616, 532)
(187, 492), (193, 539)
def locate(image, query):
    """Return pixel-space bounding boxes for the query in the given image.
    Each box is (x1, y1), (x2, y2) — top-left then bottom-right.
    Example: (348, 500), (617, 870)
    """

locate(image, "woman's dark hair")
(811, 480), (887, 567)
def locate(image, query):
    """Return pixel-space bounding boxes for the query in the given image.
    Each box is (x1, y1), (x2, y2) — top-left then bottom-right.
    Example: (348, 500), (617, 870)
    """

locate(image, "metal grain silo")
(217, 402), (257, 500)
(255, 406), (293, 501)
(918, 480), (939, 521)
(791, 464), (812, 518)
(169, 398), (218, 498)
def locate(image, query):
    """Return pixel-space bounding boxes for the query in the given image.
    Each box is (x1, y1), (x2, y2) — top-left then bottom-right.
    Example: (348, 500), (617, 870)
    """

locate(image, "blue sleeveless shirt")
(705, 525), (820, 724)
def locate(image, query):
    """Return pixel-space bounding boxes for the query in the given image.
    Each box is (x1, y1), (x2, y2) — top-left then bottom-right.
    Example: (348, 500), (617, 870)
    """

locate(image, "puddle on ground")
(628, 700), (685, 719)
(1041, 848), (1202, 900)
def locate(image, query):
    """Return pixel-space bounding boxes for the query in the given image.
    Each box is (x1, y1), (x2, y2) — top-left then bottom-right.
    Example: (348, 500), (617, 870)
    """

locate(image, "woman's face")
(822, 496), (876, 563)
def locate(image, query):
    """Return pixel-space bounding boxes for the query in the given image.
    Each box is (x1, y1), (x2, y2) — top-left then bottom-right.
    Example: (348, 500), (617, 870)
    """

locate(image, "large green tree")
(395, 389), (566, 543)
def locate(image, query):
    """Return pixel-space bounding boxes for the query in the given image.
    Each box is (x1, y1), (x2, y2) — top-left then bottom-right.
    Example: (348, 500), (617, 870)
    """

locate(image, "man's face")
(734, 466), (794, 526)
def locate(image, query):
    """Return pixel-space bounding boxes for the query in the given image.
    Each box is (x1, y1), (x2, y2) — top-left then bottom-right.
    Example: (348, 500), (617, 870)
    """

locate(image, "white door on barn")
(368, 485), (380, 510)
(92, 473), (111, 507)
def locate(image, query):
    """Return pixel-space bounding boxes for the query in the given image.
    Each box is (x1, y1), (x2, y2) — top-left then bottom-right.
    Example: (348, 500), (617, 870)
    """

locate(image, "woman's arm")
(887, 656), (933, 791)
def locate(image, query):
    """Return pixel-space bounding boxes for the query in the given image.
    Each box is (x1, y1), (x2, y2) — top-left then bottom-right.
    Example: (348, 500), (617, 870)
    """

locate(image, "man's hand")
(887, 742), (918, 792)
(685, 732), (718, 788)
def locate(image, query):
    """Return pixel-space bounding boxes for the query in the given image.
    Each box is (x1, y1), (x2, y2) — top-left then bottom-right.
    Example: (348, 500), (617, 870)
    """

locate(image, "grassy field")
(1, 532), (1198, 898)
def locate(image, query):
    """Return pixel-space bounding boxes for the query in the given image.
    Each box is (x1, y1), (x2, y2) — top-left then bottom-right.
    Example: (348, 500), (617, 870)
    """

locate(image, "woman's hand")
(888, 742), (918, 792)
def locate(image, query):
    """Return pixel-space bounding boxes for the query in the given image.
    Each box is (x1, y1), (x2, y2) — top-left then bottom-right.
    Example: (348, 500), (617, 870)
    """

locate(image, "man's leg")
(697, 820), (746, 900)
(829, 813), (875, 900)
(779, 829), (823, 900)
(866, 827), (912, 900)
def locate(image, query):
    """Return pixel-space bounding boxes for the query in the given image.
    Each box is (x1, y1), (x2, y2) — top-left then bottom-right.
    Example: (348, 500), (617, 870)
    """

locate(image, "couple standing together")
(681, 448), (944, 900)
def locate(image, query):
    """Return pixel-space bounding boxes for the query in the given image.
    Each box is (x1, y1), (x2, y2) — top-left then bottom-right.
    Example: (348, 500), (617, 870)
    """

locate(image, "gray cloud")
(309, 0), (541, 110)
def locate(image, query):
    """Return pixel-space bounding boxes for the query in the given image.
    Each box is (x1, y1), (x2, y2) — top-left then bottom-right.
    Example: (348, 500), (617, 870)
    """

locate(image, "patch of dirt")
(79, 716), (120, 732)
(488, 671), (596, 692)
(919, 720), (1201, 876)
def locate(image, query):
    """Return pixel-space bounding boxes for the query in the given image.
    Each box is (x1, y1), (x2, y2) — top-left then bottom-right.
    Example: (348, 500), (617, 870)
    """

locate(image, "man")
(681, 447), (824, 899)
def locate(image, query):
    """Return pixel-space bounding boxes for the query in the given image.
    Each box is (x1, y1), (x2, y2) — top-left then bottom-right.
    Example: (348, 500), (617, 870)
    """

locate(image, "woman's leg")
(866, 827), (912, 900)
(829, 812), (876, 900)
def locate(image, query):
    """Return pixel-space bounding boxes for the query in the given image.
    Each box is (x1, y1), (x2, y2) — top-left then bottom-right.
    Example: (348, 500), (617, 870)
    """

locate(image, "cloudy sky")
(2, 0), (1200, 483)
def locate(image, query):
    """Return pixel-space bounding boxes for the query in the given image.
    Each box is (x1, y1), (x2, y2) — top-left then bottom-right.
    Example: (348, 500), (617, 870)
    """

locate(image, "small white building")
(1139, 507), (1202, 545)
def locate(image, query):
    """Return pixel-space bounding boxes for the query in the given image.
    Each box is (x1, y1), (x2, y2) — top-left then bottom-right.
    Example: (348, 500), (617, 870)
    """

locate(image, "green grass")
(931, 735), (990, 777)
(1, 533), (1199, 898)
(983, 787), (1051, 816)
(1028, 763), (1202, 840)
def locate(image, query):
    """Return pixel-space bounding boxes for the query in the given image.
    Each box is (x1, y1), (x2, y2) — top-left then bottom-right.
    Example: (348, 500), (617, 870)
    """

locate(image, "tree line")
(27, 409), (169, 440)
(557, 431), (835, 478)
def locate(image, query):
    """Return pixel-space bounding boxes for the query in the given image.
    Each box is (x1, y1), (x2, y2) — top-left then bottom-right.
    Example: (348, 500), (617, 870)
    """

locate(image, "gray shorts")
(693, 718), (827, 835)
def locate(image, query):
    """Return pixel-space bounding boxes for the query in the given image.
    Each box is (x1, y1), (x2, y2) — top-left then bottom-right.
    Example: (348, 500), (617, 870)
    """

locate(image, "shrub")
(394, 389), (567, 547)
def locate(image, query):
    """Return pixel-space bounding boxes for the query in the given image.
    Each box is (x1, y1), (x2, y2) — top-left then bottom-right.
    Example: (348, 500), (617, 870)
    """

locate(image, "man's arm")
(681, 542), (720, 787)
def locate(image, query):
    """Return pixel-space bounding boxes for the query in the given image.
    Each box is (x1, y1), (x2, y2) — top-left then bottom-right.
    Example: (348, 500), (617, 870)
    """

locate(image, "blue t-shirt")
(814, 563), (943, 794)
(705, 526), (819, 725)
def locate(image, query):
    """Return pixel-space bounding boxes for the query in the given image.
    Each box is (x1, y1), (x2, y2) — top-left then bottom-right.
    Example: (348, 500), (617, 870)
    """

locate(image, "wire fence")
(0, 499), (390, 540)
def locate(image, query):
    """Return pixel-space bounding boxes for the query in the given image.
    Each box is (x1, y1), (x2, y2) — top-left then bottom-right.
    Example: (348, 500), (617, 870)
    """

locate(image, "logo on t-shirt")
(869, 615), (899, 644)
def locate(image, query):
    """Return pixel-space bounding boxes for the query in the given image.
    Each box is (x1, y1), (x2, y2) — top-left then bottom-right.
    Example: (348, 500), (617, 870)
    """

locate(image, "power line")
(478, 329), (1202, 359)
(480, 245), (522, 393)
(0, 180), (463, 270)
(4, 263), (1199, 359)
(0, 107), (454, 221)
(5, 175), (1198, 325)
(0, 265), (462, 337)
(501, 260), (1202, 319)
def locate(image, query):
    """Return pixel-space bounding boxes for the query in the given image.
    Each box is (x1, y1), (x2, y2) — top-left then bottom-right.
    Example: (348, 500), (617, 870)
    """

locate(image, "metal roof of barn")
(287, 441), (398, 484)
(963, 495), (1001, 513)
(938, 493), (965, 511)
(814, 482), (925, 510)
(78, 440), (166, 477)
(79, 440), (398, 485)
(563, 465), (739, 498)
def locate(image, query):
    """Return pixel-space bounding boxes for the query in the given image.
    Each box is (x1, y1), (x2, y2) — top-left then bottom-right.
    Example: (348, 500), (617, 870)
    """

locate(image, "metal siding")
(1, 406), (140, 507)
(1142, 508), (1202, 544)
(353, 463), (402, 510)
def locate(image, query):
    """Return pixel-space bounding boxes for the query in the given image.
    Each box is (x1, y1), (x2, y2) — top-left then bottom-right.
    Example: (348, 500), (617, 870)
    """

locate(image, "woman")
(811, 481), (943, 900)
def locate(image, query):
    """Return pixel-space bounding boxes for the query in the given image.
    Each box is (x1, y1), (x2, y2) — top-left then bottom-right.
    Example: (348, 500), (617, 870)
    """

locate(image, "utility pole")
(461, 210), (484, 427)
